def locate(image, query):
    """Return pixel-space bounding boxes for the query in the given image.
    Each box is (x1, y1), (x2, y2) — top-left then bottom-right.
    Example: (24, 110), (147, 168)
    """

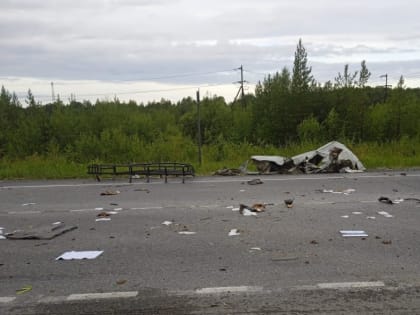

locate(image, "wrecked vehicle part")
(6, 222), (77, 240)
(292, 141), (365, 174)
(247, 141), (365, 175)
(250, 155), (294, 174)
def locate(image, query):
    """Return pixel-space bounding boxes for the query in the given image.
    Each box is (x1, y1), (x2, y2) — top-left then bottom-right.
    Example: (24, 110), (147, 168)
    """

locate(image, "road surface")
(1, 171), (420, 314)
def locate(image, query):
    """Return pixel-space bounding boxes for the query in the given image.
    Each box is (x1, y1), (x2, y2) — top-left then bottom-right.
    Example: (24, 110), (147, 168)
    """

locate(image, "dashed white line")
(7, 210), (41, 214)
(0, 297), (16, 303)
(195, 286), (264, 294)
(130, 206), (163, 210)
(66, 291), (138, 301)
(317, 281), (385, 289)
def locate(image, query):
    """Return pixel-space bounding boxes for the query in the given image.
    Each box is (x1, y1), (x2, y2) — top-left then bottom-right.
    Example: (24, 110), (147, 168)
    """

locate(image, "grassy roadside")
(0, 140), (419, 179)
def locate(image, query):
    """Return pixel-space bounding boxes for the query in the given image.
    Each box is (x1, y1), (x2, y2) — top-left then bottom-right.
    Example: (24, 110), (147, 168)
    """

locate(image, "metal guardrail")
(87, 162), (195, 183)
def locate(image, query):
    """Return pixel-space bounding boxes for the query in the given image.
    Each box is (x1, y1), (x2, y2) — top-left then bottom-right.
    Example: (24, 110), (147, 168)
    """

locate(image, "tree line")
(1, 39), (420, 164)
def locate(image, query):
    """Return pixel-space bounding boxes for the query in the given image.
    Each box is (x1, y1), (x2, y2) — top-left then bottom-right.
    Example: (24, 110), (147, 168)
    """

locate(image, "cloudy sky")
(1, 0), (420, 104)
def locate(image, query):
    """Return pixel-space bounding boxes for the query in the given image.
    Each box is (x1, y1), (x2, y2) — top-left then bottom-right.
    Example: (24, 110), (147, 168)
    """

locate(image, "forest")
(1, 40), (420, 178)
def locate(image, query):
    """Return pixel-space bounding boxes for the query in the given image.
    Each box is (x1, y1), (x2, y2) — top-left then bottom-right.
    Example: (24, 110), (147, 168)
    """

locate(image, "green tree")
(358, 60), (371, 87)
(291, 39), (314, 93)
(335, 64), (358, 88)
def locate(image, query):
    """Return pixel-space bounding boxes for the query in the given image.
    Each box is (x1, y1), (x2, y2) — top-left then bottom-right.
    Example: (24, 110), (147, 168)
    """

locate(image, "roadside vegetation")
(1, 39), (419, 179)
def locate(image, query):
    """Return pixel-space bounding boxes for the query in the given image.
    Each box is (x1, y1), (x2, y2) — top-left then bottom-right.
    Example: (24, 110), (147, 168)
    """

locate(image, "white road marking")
(317, 281), (385, 289)
(66, 291), (138, 301)
(7, 210), (41, 214)
(130, 206), (163, 210)
(1, 173), (418, 189)
(195, 286), (263, 294)
(0, 297), (16, 303)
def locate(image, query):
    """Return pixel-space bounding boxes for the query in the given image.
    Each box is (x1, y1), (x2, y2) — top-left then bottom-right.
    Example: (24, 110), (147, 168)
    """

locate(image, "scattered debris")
(16, 285), (32, 295)
(228, 229), (240, 236)
(97, 211), (111, 218)
(56, 250), (104, 260)
(6, 222), (77, 240)
(116, 279), (127, 285)
(249, 247), (261, 251)
(382, 240), (392, 245)
(247, 178), (263, 185)
(378, 211), (393, 218)
(310, 240), (319, 245)
(340, 230), (368, 237)
(284, 199), (294, 208)
(239, 204), (261, 216)
(162, 221), (173, 226)
(100, 190), (120, 196)
(378, 196), (394, 204)
(352, 211), (362, 215)
(22, 203), (36, 206)
(366, 216), (376, 220)
(341, 215), (349, 218)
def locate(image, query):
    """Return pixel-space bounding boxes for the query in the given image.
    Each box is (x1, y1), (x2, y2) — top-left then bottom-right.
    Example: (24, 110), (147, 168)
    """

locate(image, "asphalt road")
(1, 171), (420, 314)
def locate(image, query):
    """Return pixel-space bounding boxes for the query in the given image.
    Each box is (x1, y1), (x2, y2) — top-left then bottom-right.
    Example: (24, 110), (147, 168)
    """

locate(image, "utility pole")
(380, 74), (391, 102)
(51, 82), (55, 103)
(233, 65), (247, 108)
(196, 89), (202, 166)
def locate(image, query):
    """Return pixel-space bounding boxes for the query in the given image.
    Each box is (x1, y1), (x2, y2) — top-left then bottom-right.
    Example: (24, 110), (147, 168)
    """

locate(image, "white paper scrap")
(242, 209), (257, 216)
(352, 212), (362, 215)
(250, 247), (261, 251)
(340, 230), (366, 234)
(52, 221), (62, 225)
(162, 221), (173, 226)
(95, 218), (111, 221)
(342, 233), (368, 237)
(341, 215), (349, 218)
(343, 189), (356, 195)
(228, 229), (240, 236)
(340, 230), (368, 237)
(226, 206), (234, 209)
(232, 207), (240, 212)
(22, 203), (36, 206)
(378, 211), (393, 218)
(94, 207), (104, 211)
(56, 250), (103, 260)
(114, 208), (123, 211)
(366, 216), (376, 220)
(178, 231), (196, 235)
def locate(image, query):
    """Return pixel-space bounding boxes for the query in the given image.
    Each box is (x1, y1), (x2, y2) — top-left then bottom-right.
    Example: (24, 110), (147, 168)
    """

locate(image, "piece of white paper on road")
(340, 230), (368, 237)
(229, 229), (240, 236)
(95, 218), (111, 222)
(242, 209), (257, 216)
(178, 231), (196, 235)
(162, 221), (173, 226)
(377, 211), (393, 218)
(56, 250), (104, 260)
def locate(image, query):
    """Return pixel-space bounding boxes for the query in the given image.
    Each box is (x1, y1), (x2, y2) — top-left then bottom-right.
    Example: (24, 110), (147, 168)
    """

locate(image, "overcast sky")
(1, 0), (420, 104)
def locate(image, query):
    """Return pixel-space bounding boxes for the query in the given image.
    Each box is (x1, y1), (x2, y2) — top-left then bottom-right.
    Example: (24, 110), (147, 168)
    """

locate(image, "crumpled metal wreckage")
(214, 141), (365, 175)
(252, 141), (365, 174)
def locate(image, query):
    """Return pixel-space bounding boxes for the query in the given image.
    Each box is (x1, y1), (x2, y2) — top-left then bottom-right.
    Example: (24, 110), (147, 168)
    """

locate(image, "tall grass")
(0, 139), (419, 179)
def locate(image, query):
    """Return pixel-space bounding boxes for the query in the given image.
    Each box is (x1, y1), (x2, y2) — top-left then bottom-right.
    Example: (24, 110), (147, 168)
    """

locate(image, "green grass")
(0, 140), (419, 179)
